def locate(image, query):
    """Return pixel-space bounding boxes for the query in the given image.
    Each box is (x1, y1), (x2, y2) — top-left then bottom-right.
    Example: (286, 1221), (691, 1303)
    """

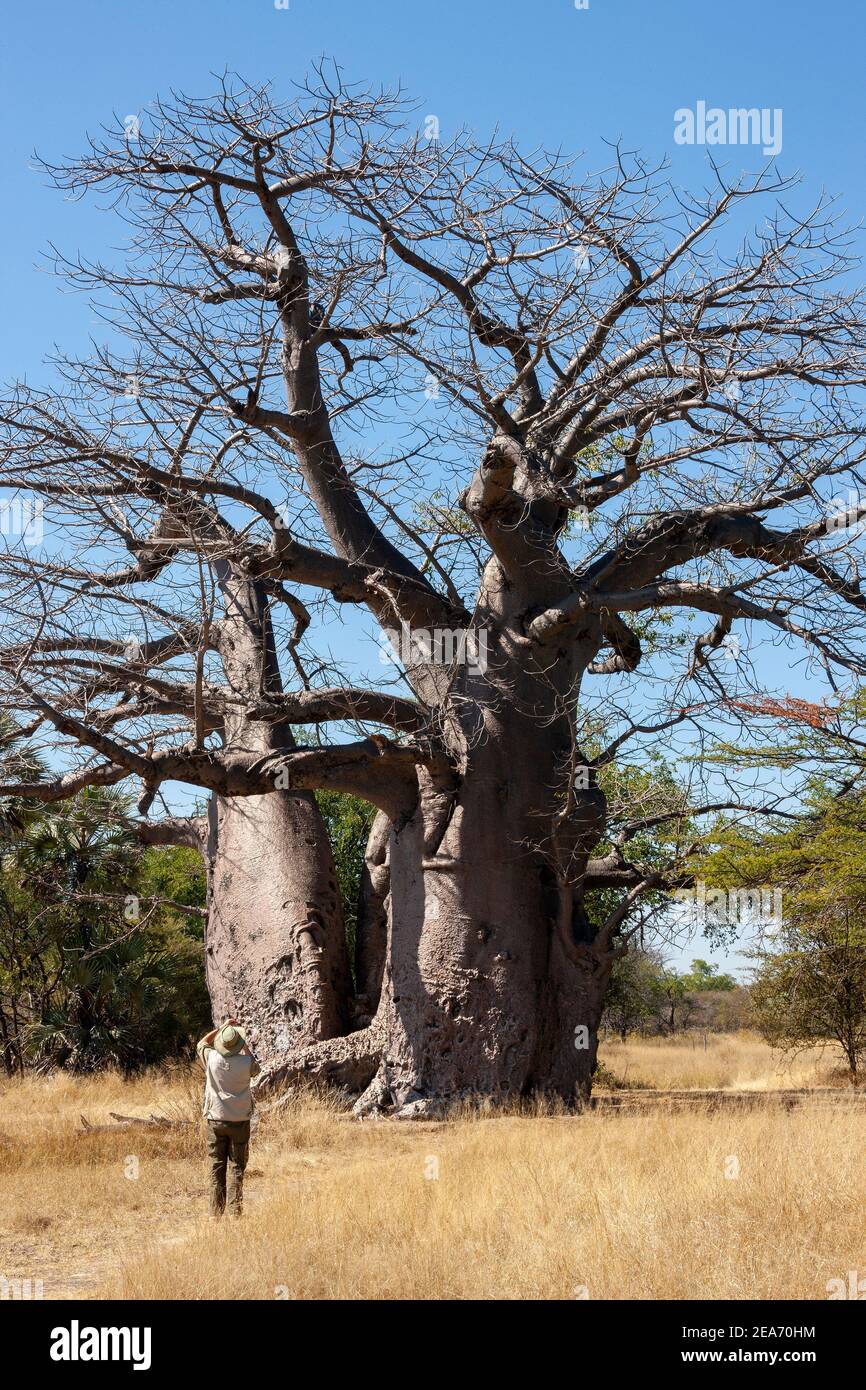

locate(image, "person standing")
(196, 1017), (260, 1218)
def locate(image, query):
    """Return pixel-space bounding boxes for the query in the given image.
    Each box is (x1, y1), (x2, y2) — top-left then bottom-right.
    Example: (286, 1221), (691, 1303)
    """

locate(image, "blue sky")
(2, 0), (864, 382)
(2, 0), (863, 975)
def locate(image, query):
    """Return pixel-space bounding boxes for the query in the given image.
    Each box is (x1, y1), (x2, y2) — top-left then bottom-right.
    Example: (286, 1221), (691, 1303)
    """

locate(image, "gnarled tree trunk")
(205, 784), (350, 1065)
(355, 570), (612, 1116)
(202, 566), (352, 1070)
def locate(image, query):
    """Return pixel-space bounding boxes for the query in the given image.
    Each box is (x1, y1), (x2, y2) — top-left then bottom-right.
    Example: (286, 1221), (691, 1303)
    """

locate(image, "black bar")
(6, 1297), (857, 1376)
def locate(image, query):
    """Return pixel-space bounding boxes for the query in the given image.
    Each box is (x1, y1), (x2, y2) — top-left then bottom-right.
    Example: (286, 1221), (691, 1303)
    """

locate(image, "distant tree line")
(602, 951), (748, 1041)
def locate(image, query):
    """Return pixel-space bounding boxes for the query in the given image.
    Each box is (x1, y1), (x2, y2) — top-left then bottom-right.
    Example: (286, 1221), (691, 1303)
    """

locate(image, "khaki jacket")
(197, 1039), (261, 1122)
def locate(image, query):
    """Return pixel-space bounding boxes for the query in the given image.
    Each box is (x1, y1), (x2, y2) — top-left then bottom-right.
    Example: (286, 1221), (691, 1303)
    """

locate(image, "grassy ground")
(598, 1031), (849, 1091)
(1, 1033), (863, 1301)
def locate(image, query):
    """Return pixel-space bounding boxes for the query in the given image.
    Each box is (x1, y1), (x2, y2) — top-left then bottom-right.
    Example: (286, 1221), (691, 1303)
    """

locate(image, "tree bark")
(353, 809), (391, 1022)
(354, 567), (612, 1115)
(195, 566), (353, 1069)
(205, 783), (351, 1064)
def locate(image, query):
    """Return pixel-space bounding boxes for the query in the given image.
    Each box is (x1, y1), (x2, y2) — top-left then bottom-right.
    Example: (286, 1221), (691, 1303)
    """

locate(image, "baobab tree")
(2, 70), (866, 1113)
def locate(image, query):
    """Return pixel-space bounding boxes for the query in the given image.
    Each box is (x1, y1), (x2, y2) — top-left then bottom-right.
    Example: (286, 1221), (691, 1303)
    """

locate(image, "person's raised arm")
(196, 1025), (220, 1063)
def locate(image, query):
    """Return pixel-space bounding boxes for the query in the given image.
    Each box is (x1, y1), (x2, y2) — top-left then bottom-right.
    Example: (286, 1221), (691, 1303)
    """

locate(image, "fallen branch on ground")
(78, 1111), (191, 1134)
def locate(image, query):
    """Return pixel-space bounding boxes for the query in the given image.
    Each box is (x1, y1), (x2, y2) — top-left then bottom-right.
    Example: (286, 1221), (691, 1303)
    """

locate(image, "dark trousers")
(206, 1119), (250, 1216)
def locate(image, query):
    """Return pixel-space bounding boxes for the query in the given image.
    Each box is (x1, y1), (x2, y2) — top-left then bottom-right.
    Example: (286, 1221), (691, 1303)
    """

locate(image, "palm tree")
(0, 713), (47, 842)
(15, 787), (140, 1069)
(0, 715), (49, 1069)
(25, 925), (188, 1071)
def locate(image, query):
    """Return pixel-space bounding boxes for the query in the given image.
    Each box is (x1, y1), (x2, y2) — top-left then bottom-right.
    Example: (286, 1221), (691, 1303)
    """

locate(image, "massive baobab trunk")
(206, 787), (350, 1066)
(355, 564), (611, 1114)
(364, 790), (610, 1114)
(203, 566), (351, 1068)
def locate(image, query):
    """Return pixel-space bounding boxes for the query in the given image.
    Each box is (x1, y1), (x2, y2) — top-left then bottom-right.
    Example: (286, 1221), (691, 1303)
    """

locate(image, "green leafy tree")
(698, 705), (866, 1072)
(316, 790), (375, 975)
(751, 908), (866, 1077)
(0, 786), (208, 1071)
(602, 948), (669, 1039)
(681, 958), (737, 992)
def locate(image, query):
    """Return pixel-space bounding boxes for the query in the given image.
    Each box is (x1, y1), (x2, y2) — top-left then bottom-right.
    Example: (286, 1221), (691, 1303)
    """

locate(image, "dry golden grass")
(1, 1034), (863, 1301)
(110, 1104), (866, 1301)
(597, 1030), (848, 1091)
(0, 1068), (204, 1298)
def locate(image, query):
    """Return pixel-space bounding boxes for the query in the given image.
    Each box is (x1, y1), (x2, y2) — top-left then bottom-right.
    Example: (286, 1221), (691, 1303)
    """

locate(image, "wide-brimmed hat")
(214, 1024), (245, 1057)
